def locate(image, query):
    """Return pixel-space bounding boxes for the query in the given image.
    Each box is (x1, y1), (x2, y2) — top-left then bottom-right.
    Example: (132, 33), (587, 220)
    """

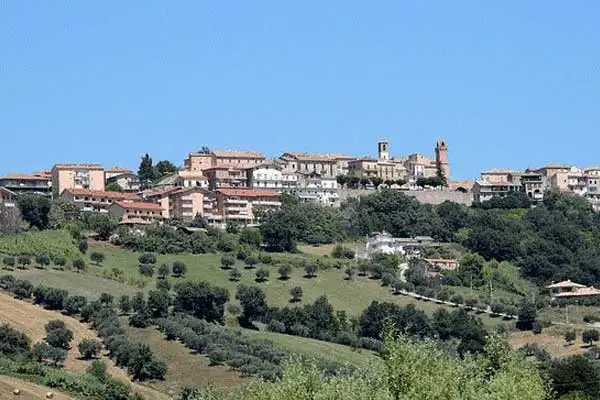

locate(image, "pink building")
(109, 201), (163, 226)
(60, 188), (140, 212)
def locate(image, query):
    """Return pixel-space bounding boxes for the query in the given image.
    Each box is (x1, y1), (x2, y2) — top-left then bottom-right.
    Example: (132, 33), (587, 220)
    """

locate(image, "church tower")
(435, 139), (450, 182)
(378, 138), (389, 160)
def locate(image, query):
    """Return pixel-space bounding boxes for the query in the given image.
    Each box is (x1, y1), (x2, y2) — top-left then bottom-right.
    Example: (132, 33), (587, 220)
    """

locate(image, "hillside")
(0, 376), (73, 400)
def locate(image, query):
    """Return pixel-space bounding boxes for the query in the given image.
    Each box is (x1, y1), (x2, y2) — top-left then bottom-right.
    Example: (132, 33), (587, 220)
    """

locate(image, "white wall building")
(290, 172), (339, 207)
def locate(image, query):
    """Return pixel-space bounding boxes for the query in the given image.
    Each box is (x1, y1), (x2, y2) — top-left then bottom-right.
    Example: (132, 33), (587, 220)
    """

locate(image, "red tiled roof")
(0, 187), (17, 196)
(217, 188), (280, 198)
(105, 166), (133, 173)
(52, 163), (103, 170)
(63, 188), (140, 201)
(555, 287), (600, 297)
(281, 152), (339, 162)
(114, 201), (163, 211)
(139, 187), (180, 198)
(0, 173), (51, 181)
(203, 164), (244, 171)
(546, 280), (587, 289)
(212, 150), (265, 159)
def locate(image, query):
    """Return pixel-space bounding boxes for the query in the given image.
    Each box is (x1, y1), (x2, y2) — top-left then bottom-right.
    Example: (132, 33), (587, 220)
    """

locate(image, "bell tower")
(435, 139), (450, 182)
(378, 138), (389, 160)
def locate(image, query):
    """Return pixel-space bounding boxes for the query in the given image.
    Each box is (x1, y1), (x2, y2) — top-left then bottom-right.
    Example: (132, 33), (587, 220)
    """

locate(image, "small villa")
(424, 258), (460, 271)
(547, 280), (600, 298)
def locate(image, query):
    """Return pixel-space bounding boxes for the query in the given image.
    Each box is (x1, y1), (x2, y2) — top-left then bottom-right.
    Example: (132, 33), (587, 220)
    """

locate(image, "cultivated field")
(0, 292), (168, 400)
(507, 327), (589, 358)
(0, 376), (73, 400)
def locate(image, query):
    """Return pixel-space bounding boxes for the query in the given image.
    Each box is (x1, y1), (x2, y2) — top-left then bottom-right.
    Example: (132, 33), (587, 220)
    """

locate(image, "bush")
(78, 339), (103, 359)
(220, 255), (235, 270)
(304, 264), (317, 278)
(119, 295), (132, 314)
(381, 272), (395, 286)
(32, 342), (67, 366)
(229, 268), (242, 281)
(255, 268), (270, 282)
(45, 320), (73, 349)
(53, 257), (66, 268)
(583, 314), (600, 323)
(582, 329), (599, 346)
(158, 263), (171, 279)
(172, 261), (187, 278)
(90, 251), (105, 265)
(290, 286), (303, 303)
(244, 256), (259, 269)
(332, 244), (356, 260)
(100, 292), (114, 306)
(450, 294), (464, 306)
(138, 263), (154, 277)
(2, 256), (16, 269)
(465, 298), (478, 310)
(13, 279), (34, 299)
(35, 253), (51, 269)
(17, 255), (31, 269)
(268, 320), (286, 333)
(138, 252), (157, 265)
(87, 360), (107, 382)
(277, 264), (292, 280)
(564, 330), (576, 345)
(63, 295), (87, 315)
(78, 239), (88, 254)
(344, 267), (355, 280)
(490, 301), (505, 315)
(156, 278), (171, 291)
(0, 275), (15, 290)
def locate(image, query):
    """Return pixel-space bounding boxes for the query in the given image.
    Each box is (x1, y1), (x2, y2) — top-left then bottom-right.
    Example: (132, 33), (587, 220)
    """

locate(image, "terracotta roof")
(546, 280), (587, 289)
(63, 188), (140, 201)
(105, 166), (133, 173)
(281, 152), (339, 162)
(139, 187), (180, 198)
(212, 150), (265, 159)
(203, 164), (245, 171)
(0, 187), (17, 196)
(177, 171), (208, 179)
(114, 201), (163, 211)
(555, 287), (600, 297)
(0, 173), (51, 181)
(217, 188), (280, 198)
(52, 163), (103, 170)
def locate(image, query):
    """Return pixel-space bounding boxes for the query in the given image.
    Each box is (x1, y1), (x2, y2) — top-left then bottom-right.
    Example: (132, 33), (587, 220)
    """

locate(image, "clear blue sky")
(1, 2), (599, 179)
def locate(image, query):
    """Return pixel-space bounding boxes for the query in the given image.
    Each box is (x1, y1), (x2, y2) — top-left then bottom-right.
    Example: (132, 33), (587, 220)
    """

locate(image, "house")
(0, 187), (17, 208)
(424, 258), (459, 271)
(0, 173), (52, 196)
(176, 170), (209, 189)
(60, 188), (140, 212)
(245, 163), (288, 191)
(357, 232), (406, 259)
(347, 158), (405, 182)
(108, 201), (163, 226)
(291, 172), (339, 206)
(547, 280), (600, 299)
(204, 165), (247, 190)
(472, 180), (523, 202)
(106, 173), (141, 192)
(51, 163), (105, 197)
(279, 152), (339, 178)
(104, 166), (133, 180)
(215, 188), (281, 225)
(184, 149), (266, 173)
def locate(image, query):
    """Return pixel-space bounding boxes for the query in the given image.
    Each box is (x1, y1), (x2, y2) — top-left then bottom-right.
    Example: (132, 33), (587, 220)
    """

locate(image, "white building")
(291, 172), (339, 207)
(246, 164), (286, 190)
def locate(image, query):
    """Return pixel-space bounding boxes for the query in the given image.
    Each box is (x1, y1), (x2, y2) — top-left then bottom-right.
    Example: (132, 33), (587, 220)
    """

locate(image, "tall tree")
(138, 153), (155, 187)
(17, 194), (51, 229)
(154, 160), (178, 179)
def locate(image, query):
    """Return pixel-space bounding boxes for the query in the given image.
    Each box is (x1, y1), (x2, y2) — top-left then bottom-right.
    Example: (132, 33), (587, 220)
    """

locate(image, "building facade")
(108, 201), (163, 226)
(204, 165), (247, 190)
(104, 166), (133, 180)
(245, 164), (286, 190)
(106, 173), (141, 192)
(290, 172), (339, 206)
(278, 152), (339, 178)
(215, 188), (281, 225)
(184, 150), (266, 173)
(60, 188), (140, 212)
(0, 173), (52, 196)
(51, 164), (105, 197)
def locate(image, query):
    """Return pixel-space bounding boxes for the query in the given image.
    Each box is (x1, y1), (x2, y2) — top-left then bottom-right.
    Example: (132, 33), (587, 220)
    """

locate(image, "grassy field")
(507, 326), (592, 359)
(0, 376), (74, 400)
(85, 245), (504, 327)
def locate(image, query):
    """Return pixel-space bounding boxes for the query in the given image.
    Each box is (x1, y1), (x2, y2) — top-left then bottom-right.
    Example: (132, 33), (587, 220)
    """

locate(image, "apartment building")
(0, 173), (52, 196)
(347, 158), (406, 182)
(204, 165), (247, 190)
(51, 163), (105, 197)
(184, 149), (266, 173)
(0, 187), (17, 208)
(215, 188), (281, 225)
(405, 153), (438, 179)
(108, 201), (163, 226)
(245, 163), (297, 191)
(279, 152), (339, 178)
(104, 166), (133, 180)
(292, 172), (339, 207)
(472, 180), (523, 202)
(176, 170), (209, 189)
(60, 188), (140, 212)
(106, 173), (141, 192)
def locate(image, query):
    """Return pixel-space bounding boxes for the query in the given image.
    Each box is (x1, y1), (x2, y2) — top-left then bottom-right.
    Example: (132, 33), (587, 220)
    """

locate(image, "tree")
(90, 251), (105, 265)
(244, 256), (259, 269)
(0, 202), (22, 234)
(550, 355), (600, 399)
(99, 292), (114, 306)
(138, 252), (157, 265)
(228, 268), (242, 281)
(371, 177), (383, 188)
(156, 278), (171, 291)
(255, 268), (270, 282)
(357, 263), (369, 276)
(277, 264), (292, 280)
(13, 279), (33, 299)
(87, 360), (107, 382)
(17, 194), (51, 229)
(78, 239), (88, 254)
(131, 292), (146, 314)
(290, 286), (303, 303)
(236, 285), (268, 327)
(45, 320), (73, 350)
(517, 298), (537, 331)
(158, 263), (171, 279)
(2, 256), (15, 270)
(582, 329), (599, 347)
(138, 263), (154, 277)
(63, 295), (87, 316)
(35, 253), (51, 269)
(138, 153), (156, 187)
(564, 330), (576, 345)
(127, 344), (167, 381)
(32, 342), (67, 366)
(171, 261), (187, 277)
(72, 258), (86, 273)
(78, 339), (103, 359)
(336, 175), (347, 188)
(147, 290), (170, 318)
(119, 295), (132, 314)
(53, 257), (66, 268)
(381, 272), (395, 286)
(87, 214), (119, 241)
(173, 282), (229, 323)
(0, 323), (31, 357)
(105, 181), (123, 192)
(154, 160), (178, 179)
(304, 264), (317, 278)
(239, 228), (262, 248)
(220, 255), (235, 270)
(17, 255), (31, 269)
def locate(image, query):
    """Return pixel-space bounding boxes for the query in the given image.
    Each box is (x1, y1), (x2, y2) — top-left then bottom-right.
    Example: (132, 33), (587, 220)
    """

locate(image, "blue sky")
(1, 2), (599, 179)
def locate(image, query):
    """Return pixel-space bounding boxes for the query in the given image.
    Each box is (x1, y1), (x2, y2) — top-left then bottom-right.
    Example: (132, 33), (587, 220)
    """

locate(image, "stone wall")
(338, 189), (474, 206)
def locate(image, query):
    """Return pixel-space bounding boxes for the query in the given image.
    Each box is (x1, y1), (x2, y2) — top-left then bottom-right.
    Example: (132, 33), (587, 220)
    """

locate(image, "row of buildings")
(473, 164), (600, 211)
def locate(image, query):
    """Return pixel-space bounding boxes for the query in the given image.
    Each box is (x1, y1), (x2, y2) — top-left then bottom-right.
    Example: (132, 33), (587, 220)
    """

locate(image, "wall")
(338, 189), (474, 206)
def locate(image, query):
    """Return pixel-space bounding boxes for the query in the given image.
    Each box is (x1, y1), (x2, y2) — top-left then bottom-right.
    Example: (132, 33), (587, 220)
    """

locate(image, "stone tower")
(435, 139), (450, 182)
(378, 138), (389, 160)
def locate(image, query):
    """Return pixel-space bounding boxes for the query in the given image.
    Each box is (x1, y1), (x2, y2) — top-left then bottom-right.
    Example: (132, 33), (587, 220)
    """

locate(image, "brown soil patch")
(508, 329), (587, 358)
(0, 292), (169, 400)
(0, 376), (73, 400)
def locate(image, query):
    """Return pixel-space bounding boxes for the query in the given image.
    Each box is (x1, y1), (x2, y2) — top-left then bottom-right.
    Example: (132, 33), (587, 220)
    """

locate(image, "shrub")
(582, 329), (599, 346)
(13, 279), (34, 299)
(90, 251), (105, 265)
(255, 268), (270, 282)
(119, 295), (132, 314)
(156, 278), (171, 291)
(564, 330), (576, 345)
(78, 339), (103, 359)
(87, 360), (107, 382)
(344, 267), (355, 280)
(78, 239), (88, 254)
(290, 286), (303, 303)
(490, 302), (506, 315)
(53, 257), (66, 268)
(437, 289), (452, 302)
(381, 272), (395, 286)
(72, 258), (86, 272)
(172, 261), (187, 277)
(227, 303), (241, 316)
(532, 322), (543, 335)
(465, 298), (478, 310)
(304, 264), (317, 278)
(100, 292), (114, 306)
(450, 294), (464, 306)
(357, 263), (369, 276)
(332, 244), (355, 259)
(138, 252), (157, 265)
(277, 264), (292, 280)
(229, 268), (242, 281)
(392, 280), (405, 295)
(63, 295), (87, 315)
(2, 256), (15, 269)
(583, 314), (600, 323)
(268, 320), (286, 333)
(138, 263), (154, 277)
(0, 275), (15, 290)
(35, 253), (51, 269)
(220, 255), (235, 270)
(158, 263), (171, 279)
(32, 342), (67, 366)
(17, 255), (31, 269)
(244, 256), (259, 269)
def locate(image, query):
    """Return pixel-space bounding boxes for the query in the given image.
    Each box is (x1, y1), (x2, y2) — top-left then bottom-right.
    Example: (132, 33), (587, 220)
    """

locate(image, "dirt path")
(0, 376), (73, 400)
(0, 292), (170, 400)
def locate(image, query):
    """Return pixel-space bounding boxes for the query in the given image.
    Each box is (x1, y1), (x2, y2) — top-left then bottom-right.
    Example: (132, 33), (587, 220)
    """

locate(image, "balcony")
(225, 199), (246, 205)
(252, 200), (281, 206)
